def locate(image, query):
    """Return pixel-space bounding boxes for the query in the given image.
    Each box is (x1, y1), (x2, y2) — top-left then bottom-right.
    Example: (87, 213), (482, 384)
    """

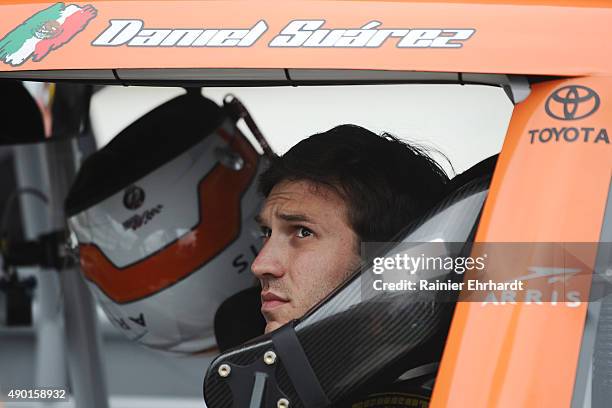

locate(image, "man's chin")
(264, 320), (283, 334)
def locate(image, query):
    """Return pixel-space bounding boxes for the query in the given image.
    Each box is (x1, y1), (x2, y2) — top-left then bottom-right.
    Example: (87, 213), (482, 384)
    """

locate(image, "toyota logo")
(545, 85), (600, 121)
(123, 185), (145, 210)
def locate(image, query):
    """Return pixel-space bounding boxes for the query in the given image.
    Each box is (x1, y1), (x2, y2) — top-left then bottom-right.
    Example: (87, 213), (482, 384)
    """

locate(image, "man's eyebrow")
(277, 212), (314, 223)
(254, 212), (316, 224)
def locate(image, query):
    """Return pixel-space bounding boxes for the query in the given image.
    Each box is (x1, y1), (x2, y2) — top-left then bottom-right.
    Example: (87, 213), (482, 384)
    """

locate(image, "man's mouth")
(261, 291), (289, 311)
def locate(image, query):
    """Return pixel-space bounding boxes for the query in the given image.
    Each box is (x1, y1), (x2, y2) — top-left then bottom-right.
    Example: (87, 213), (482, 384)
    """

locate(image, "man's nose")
(251, 239), (286, 279)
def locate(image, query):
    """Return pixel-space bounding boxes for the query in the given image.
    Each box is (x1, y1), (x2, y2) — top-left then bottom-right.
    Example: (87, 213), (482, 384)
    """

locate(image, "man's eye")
(259, 227), (271, 239)
(296, 226), (313, 238)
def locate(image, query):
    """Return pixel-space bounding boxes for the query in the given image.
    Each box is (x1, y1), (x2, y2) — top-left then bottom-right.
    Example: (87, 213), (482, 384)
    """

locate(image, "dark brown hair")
(258, 124), (450, 242)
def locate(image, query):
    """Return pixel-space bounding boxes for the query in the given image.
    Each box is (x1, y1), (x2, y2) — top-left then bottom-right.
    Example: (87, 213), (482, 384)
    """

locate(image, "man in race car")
(252, 124), (449, 334)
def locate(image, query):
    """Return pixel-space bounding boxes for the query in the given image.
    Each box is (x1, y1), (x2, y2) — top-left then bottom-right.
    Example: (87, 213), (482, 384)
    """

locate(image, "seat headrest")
(214, 286), (266, 352)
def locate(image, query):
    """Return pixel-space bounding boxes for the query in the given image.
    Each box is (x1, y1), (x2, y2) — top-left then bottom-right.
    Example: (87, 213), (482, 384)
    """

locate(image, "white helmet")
(66, 92), (270, 354)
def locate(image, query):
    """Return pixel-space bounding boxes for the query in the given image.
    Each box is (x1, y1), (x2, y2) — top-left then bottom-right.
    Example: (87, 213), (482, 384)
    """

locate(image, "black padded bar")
(271, 322), (330, 408)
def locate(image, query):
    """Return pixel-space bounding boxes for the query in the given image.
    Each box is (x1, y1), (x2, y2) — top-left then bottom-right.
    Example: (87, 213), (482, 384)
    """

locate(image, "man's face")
(252, 180), (361, 333)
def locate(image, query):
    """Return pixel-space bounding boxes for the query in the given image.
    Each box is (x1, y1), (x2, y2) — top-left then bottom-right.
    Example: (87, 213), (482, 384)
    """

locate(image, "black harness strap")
(271, 323), (330, 408)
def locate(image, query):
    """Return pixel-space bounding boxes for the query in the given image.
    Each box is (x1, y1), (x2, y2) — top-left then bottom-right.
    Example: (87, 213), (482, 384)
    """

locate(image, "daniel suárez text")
(371, 253), (524, 292)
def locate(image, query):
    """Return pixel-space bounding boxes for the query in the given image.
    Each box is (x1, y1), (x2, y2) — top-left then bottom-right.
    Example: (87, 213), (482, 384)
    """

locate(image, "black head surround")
(203, 156), (498, 408)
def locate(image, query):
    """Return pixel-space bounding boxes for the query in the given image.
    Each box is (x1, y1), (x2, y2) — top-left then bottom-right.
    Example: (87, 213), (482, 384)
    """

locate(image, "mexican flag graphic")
(0, 3), (97, 67)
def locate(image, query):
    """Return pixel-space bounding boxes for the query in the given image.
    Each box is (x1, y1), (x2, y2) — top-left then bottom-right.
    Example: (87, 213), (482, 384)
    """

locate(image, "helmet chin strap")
(180, 88), (276, 158)
(223, 94), (277, 158)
